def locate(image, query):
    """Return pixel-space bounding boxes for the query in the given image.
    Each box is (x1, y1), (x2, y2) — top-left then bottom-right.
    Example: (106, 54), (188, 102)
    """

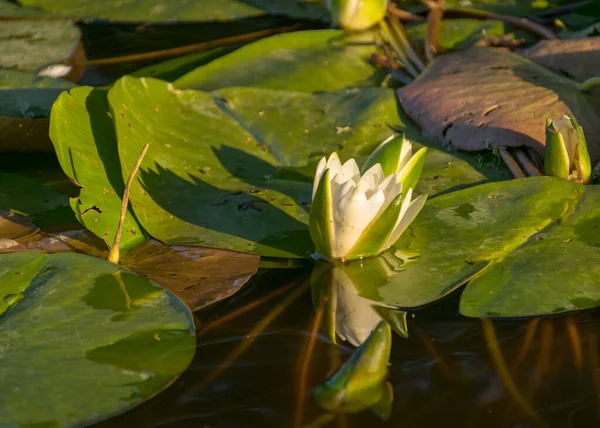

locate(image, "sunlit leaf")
(0, 252), (195, 426)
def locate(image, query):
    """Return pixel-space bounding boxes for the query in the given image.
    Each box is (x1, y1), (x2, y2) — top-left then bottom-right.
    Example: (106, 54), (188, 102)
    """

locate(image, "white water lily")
(544, 114), (592, 184)
(311, 258), (406, 347)
(309, 134), (427, 261)
(325, 0), (388, 31)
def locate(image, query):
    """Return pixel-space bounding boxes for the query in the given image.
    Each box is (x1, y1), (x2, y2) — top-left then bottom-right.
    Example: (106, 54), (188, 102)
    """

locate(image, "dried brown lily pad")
(0, 210), (38, 239)
(520, 38), (600, 83)
(120, 240), (260, 311)
(397, 45), (600, 162)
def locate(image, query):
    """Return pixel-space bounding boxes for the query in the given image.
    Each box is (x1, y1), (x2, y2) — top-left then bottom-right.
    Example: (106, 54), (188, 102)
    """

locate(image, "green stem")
(580, 76), (600, 92)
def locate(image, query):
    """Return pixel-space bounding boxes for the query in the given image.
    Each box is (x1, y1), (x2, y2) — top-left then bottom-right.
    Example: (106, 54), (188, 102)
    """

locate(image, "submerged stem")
(579, 77), (600, 92)
(108, 143), (149, 265)
(481, 319), (548, 428)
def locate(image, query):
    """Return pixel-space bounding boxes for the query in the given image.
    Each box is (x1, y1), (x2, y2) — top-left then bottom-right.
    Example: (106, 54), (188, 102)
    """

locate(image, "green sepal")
(310, 261), (338, 345)
(361, 134), (406, 177)
(373, 306), (408, 339)
(544, 119), (570, 179)
(309, 169), (334, 258)
(345, 193), (404, 261)
(369, 381), (394, 421)
(570, 116), (592, 184)
(397, 147), (428, 192)
(313, 320), (392, 413)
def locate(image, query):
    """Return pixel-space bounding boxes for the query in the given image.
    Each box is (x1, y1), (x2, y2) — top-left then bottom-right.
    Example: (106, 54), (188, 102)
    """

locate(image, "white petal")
(356, 163), (384, 198)
(327, 152), (342, 174)
(331, 186), (385, 258)
(312, 156), (328, 199)
(397, 138), (413, 173)
(555, 118), (578, 163)
(334, 269), (382, 347)
(339, 158), (360, 183)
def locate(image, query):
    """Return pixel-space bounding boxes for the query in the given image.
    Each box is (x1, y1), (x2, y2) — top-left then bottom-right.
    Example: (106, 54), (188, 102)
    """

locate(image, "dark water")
(92, 268), (600, 428)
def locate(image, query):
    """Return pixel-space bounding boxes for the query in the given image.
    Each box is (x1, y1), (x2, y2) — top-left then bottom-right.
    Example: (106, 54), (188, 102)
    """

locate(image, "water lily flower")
(311, 258), (407, 347)
(313, 320), (392, 416)
(325, 0), (388, 31)
(544, 114), (592, 184)
(309, 134), (428, 262)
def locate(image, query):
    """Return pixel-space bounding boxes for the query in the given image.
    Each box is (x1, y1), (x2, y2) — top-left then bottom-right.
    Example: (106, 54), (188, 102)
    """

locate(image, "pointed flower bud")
(544, 114), (592, 184)
(313, 320), (392, 413)
(309, 140), (428, 262)
(325, 0), (388, 31)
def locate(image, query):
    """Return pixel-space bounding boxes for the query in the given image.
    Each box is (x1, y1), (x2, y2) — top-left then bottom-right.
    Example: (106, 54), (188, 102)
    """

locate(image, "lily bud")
(544, 114), (592, 184)
(325, 0), (388, 31)
(313, 320), (392, 414)
(309, 147), (427, 262)
(362, 133), (428, 192)
(311, 259), (408, 347)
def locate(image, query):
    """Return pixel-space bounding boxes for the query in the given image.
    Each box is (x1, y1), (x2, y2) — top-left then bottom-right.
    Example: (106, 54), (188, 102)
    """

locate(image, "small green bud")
(325, 0), (388, 31)
(544, 114), (591, 184)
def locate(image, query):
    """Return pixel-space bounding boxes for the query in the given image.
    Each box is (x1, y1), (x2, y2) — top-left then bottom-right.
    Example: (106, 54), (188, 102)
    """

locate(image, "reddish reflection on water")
(95, 269), (600, 428)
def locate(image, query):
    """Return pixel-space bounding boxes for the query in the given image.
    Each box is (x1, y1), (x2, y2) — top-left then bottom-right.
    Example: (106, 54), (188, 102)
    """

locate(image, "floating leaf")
(0, 20), (80, 72)
(520, 38), (600, 83)
(103, 76), (508, 257)
(347, 176), (600, 318)
(397, 46), (600, 162)
(0, 251), (195, 426)
(120, 240), (260, 311)
(50, 87), (146, 252)
(0, 211), (38, 239)
(175, 30), (384, 93)
(0, 172), (73, 226)
(0, 69), (73, 151)
(407, 19), (505, 51)
(16, 0), (329, 22)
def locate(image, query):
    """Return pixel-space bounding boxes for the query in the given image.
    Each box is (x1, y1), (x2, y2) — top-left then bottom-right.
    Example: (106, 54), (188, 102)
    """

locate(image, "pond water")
(92, 268), (600, 428)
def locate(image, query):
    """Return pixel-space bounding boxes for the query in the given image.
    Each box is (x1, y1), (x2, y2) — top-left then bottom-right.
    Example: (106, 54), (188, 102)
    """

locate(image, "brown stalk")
(532, 1), (590, 20)
(443, 8), (557, 40)
(512, 148), (541, 177)
(108, 143), (149, 265)
(386, 4), (426, 22)
(565, 316), (583, 370)
(524, 321), (553, 402)
(294, 301), (326, 427)
(425, 5), (444, 64)
(190, 279), (310, 396)
(416, 328), (452, 379)
(85, 23), (305, 65)
(588, 333), (600, 407)
(198, 277), (302, 335)
(511, 319), (539, 374)
(481, 319), (548, 428)
(498, 148), (525, 178)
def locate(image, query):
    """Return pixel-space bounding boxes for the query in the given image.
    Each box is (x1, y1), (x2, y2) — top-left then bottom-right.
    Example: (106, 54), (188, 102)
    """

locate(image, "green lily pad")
(16, 0), (328, 22)
(0, 69), (73, 151)
(397, 45), (600, 162)
(174, 30), (385, 93)
(101, 76), (508, 257)
(0, 20), (80, 72)
(131, 46), (240, 82)
(349, 176), (600, 318)
(0, 172), (74, 227)
(0, 251), (195, 426)
(50, 87), (146, 252)
(0, 0), (48, 16)
(407, 19), (505, 51)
